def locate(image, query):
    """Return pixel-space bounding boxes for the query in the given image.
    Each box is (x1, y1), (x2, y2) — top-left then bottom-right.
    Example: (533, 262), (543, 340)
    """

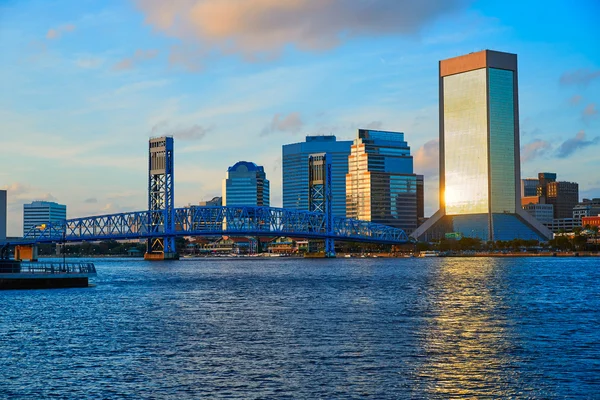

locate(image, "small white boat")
(418, 251), (439, 257)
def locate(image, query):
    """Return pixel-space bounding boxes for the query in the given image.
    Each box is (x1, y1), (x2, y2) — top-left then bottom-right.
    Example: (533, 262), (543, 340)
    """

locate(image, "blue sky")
(1, 0), (599, 236)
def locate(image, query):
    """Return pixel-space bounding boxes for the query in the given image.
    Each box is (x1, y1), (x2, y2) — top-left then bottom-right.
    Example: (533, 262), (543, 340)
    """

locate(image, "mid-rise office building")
(582, 215), (600, 228)
(282, 135), (352, 217)
(222, 161), (270, 207)
(521, 178), (539, 197)
(199, 197), (222, 207)
(546, 181), (578, 219)
(0, 190), (6, 242)
(23, 201), (67, 236)
(346, 129), (420, 234)
(572, 198), (600, 220)
(545, 218), (579, 234)
(412, 50), (552, 241)
(523, 203), (554, 224)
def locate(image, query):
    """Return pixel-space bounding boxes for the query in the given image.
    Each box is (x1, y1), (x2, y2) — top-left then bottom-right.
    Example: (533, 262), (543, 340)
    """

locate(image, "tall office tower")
(546, 181), (579, 219)
(0, 190), (6, 241)
(537, 172), (557, 198)
(412, 50), (552, 241)
(346, 129), (420, 234)
(416, 175), (425, 225)
(23, 201), (67, 236)
(282, 136), (352, 217)
(223, 161), (270, 207)
(521, 178), (539, 197)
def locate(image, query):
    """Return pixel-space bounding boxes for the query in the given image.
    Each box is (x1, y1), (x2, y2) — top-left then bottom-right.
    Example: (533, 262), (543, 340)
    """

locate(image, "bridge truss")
(20, 205), (410, 245)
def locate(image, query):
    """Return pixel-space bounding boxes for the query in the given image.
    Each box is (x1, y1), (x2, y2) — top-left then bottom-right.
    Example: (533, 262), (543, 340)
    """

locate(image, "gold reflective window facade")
(443, 68), (489, 215)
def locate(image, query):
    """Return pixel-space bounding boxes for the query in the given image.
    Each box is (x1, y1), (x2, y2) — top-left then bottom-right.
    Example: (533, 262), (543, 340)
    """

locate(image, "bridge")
(6, 136), (411, 259)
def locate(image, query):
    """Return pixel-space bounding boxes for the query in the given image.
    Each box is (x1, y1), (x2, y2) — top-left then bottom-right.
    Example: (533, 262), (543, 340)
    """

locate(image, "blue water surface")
(1, 257), (599, 399)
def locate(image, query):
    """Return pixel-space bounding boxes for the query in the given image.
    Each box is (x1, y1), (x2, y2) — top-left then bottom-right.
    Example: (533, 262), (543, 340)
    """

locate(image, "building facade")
(199, 197), (222, 207)
(573, 198), (600, 220)
(412, 50), (552, 242)
(222, 161), (270, 207)
(282, 135), (352, 217)
(346, 129), (420, 234)
(0, 190), (6, 242)
(582, 215), (600, 228)
(23, 201), (67, 236)
(537, 172), (557, 198)
(523, 203), (554, 224)
(521, 178), (539, 197)
(546, 181), (579, 219)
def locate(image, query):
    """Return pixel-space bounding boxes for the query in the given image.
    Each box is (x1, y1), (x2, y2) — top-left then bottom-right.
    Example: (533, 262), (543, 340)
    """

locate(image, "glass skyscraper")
(413, 50), (552, 241)
(346, 129), (419, 234)
(282, 136), (352, 217)
(222, 161), (270, 207)
(23, 201), (67, 237)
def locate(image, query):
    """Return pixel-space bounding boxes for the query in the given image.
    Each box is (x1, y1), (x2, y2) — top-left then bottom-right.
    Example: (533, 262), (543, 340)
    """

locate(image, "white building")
(23, 201), (66, 236)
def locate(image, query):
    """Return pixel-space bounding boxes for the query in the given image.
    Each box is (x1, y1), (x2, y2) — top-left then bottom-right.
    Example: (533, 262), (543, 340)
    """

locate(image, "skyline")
(1, 0), (599, 236)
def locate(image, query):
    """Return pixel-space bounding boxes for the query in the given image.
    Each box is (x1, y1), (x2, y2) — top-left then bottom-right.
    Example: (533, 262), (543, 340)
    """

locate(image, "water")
(1, 257), (599, 399)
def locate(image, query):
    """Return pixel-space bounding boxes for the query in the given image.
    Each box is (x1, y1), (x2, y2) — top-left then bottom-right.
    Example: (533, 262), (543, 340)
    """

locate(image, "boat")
(418, 251), (440, 257)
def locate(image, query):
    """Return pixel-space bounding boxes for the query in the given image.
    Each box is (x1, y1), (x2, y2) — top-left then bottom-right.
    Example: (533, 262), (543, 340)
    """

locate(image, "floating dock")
(0, 260), (97, 290)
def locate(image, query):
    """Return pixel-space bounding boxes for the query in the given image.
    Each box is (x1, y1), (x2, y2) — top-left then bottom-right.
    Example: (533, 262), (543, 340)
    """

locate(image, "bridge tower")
(308, 153), (335, 257)
(145, 136), (178, 260)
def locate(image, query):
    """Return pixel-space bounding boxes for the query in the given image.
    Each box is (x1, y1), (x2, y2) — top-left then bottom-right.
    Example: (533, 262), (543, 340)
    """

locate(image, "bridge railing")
(19, 262), (97, 275)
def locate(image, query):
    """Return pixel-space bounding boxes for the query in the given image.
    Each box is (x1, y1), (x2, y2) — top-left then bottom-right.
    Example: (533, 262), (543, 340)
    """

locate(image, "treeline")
(38, 238), (188, 256)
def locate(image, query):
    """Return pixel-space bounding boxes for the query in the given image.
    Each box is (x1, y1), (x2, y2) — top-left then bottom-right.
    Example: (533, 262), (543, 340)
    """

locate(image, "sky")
(1, 0), (599, 236)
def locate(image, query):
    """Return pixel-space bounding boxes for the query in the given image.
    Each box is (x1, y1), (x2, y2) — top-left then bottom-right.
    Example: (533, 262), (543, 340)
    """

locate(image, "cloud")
(84, 197), (98, 204)
(414, 139), (439, 178)
(150, 121), (211, 141)
(569, 95), (582, 105)
(134, 0), (467, 61)
(364, 121), (383, 130)
(113, 49), (159, 71)
(556, 130), (600, 158)
(582, 103), (598, 123)
(46, 24), (75, 40)
(521, 139), (552, 162)
(75, 56), (104, 69)
(560, 68), (600, 87)
(261, 112), (304, 136)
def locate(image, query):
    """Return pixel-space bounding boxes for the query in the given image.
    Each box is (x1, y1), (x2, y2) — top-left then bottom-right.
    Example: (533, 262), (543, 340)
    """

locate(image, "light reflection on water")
(0, 257), (599, 398)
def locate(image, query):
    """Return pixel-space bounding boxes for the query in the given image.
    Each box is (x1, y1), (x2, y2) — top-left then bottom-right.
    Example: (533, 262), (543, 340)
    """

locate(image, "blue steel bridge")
(9, 136), (410, 259)
(21, 205), (410, 245)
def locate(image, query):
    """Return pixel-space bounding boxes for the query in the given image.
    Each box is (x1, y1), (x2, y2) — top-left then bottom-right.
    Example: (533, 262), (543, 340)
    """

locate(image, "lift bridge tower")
(308, 153), (335, 257)
(145, 136), (178, 260)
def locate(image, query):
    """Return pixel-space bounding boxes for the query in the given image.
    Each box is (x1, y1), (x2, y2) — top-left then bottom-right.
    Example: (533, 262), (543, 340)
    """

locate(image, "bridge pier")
(307, 154), (336, 258)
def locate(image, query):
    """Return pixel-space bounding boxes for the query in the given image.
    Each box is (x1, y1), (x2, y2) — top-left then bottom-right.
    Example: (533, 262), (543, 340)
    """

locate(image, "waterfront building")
(282, 135), (352, 217)
(412, 50), (552, 242)
(545, 218), (579, 233)
(523, 203), (554, 224)
(573, 198), (600, 220)
(199, 197), (222, 207)
(346, 129), (420, 234)
(0, 190), (6, 242)
(546, 181), (578, 219)
(222, 161), (270, 207)
(521, 178), (539, 197)
(23, 201), (67, 236)
(582, 215), (600, 228)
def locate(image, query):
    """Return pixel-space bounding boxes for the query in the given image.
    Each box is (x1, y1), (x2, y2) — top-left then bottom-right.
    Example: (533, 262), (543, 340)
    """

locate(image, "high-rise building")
(521, 178), (539, 197)
(223, 161), (270, 207)
(23, 201), (66, 236)
(416, 175), (424, 225)
(537, 172), (557, 198)
(346, 129), (420, 233)
(282, 136), (352, 217)
(546, 181), (579, 219)
(0, 190), (6, 242)
(523, 203), (554, 224)
(412, 50), (552, 241)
